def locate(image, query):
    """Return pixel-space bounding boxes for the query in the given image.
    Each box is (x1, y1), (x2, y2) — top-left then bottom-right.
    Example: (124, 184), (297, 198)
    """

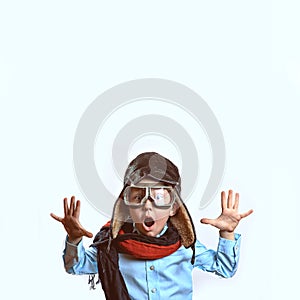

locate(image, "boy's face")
(127, 178), (177, 237)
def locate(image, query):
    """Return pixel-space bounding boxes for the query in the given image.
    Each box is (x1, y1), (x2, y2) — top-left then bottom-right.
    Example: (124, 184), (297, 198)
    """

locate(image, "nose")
(143, 197), (153, 210)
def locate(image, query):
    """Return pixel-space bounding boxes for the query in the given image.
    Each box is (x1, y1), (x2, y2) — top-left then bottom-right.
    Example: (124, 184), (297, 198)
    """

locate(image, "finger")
(74, 200), (81, 219)
(200, 218), (217, 227)
(69, 196), (75, 215)
(233, 193), (239, 210)
(83, 230), (93, 238)
(240, 209), (254, 219)
(50, 213), (63, 223)
(63, 197), (68, 216)
(221, 191), (226, 210)
(227, 190), (233, 208)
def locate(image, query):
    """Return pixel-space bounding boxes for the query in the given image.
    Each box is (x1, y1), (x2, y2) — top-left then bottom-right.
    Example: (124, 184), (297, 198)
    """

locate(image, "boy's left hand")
(200, 190), (253, 239)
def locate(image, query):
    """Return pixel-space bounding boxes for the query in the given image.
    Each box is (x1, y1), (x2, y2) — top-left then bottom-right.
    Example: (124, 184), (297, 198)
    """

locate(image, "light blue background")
(0, 1), (298, 299)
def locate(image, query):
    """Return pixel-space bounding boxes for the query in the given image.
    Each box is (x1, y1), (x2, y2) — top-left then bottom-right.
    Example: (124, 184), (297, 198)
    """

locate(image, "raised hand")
(50, 196), (93, 244)
(200, 190), (253, 240)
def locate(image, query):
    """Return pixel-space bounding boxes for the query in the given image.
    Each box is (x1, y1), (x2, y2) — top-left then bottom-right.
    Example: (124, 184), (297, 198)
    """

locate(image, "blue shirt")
(63, 231), (241, 300)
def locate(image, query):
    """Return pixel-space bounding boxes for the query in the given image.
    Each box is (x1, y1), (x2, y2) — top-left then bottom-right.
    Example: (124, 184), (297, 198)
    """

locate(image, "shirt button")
(151, 288), (157, 293)
(150, 265), (155, 270)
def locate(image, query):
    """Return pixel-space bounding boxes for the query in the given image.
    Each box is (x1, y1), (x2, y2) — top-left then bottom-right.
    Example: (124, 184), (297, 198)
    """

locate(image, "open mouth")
(144, 217), (155, 228)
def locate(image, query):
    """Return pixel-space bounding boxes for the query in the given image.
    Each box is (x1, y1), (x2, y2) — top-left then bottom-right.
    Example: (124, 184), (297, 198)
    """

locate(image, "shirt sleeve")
(63, 236), (98, 275)
(194, 233), (241, 278)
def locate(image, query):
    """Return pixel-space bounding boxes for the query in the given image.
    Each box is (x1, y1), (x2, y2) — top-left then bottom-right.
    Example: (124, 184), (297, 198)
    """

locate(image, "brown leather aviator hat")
(111, 152), (196, 248)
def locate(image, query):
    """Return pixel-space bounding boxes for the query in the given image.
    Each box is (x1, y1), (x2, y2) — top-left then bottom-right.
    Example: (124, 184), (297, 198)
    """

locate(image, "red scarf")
(117, 227), (181, 259)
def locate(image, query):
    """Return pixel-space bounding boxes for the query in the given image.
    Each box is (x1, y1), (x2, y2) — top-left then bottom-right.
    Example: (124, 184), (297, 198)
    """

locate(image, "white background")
(0, 1), (299, 299)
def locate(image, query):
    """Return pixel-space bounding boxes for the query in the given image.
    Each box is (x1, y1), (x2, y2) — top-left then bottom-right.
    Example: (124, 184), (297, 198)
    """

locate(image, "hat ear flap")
(111, 196), (130, 239)
(169, 199), (196, 248)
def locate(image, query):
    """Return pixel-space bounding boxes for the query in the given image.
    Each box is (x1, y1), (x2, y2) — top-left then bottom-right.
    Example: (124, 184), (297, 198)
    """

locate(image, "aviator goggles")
(123, 185), (176, 208)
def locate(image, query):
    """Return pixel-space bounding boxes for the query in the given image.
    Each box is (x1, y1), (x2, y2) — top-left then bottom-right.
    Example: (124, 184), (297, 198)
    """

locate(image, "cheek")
(129, 208), (143, 222)
(154, 208), (173, 219)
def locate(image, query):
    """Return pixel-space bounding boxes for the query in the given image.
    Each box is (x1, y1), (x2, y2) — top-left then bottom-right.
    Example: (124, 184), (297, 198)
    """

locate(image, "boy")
(51, 152), (253, 300)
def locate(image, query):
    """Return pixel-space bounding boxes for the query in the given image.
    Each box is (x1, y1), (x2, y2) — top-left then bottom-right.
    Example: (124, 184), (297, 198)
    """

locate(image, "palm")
(201, 190), (253, 232)
(50, 196), (93, 241)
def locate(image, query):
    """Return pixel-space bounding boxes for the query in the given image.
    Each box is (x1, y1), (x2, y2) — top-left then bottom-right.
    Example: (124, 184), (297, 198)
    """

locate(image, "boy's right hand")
(50, 196), (93, 244)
